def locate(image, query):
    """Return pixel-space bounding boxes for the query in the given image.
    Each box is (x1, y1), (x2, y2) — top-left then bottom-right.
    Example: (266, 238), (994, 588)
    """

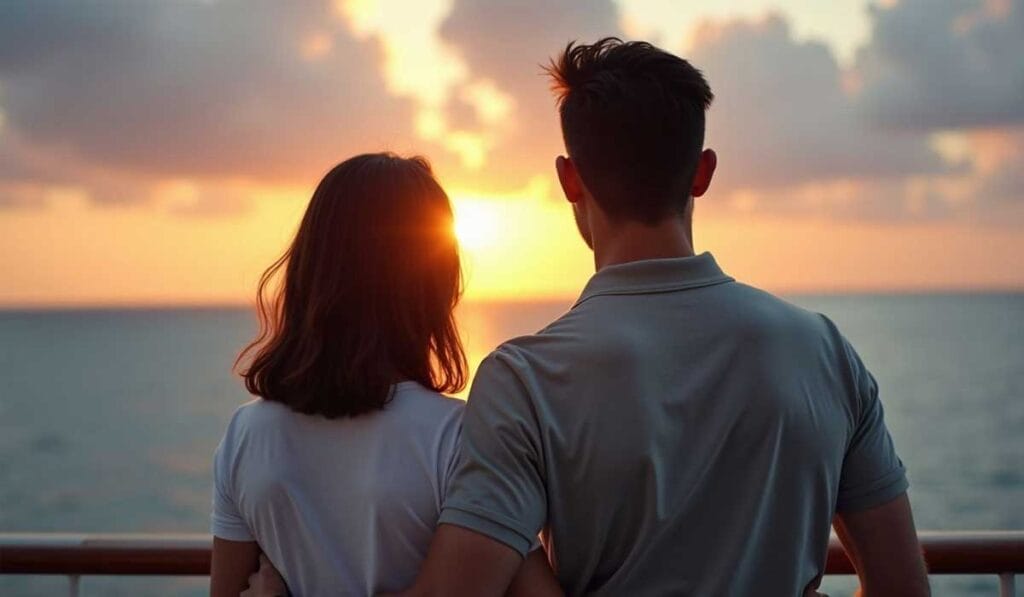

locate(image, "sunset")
(1, 1), (1022, 596)
(1, 0), (1022, 307)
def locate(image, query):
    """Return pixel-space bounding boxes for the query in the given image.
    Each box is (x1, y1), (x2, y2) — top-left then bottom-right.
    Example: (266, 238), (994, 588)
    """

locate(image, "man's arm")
(383, 524), (563, 597)
(828, 330), (926, 595)
(387, 353), (549, 596)
(382, 524), (522, 597)
(833, 492), (930, 596)
(506, 546), (563, 597)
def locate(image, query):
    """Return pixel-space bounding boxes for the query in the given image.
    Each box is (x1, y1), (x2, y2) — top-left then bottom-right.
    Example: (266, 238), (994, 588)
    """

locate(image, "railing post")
(68, 574), (80, 597)
(999, 573), (1015, 597)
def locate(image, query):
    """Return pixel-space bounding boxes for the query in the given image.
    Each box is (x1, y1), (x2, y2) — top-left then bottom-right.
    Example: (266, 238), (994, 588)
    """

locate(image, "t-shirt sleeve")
(836, 336), (909, 512)
(438, 351), (546, 557)
(210, 426), (255, 542)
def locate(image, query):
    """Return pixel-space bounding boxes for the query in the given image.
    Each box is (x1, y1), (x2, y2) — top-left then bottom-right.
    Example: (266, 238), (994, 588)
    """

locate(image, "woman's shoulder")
(387, 383), (464, 440)
(226, 387), (462, 427)
(391, 382), (464, 417)
(220, 387), (462, 444)
(231, 396), (289, 420)
(389, 384), (463, 470)
(220, 397), (296, 438)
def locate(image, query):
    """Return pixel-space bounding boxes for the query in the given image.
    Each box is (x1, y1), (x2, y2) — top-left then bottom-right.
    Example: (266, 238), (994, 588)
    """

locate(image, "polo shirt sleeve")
(836, 336), (909, 512)
(437, 405), (465, 508)
(438, 352), (546, 557)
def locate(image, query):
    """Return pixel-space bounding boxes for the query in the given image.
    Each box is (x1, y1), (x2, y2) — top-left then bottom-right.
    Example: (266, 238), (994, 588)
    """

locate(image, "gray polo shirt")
(439, 252), (908, 596)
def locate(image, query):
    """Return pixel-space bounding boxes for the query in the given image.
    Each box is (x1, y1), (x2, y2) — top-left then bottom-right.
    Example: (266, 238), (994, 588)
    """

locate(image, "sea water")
(1, 294), (1021, 596)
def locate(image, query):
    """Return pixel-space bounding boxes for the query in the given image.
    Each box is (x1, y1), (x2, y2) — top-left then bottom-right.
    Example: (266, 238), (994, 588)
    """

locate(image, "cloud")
(855, 0), (1024, 130)
(433, 5), (970, 219)
(964, 127), (1024, 201)
(0, 129), (160, 205)
(713, 174), (975, 222)
(436, 0), (622, 191)
(689, 14), (948, 194)
(0, 0), (1019, 222)
(0, 182), (47, 208)
(683, 10), (1024, 220)
(0, 0), (414, 208)
(432, 0), (1021, 220)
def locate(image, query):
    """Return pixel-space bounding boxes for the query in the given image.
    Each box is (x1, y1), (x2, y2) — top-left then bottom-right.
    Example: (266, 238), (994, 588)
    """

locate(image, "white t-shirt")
(211, 382), (463, 596)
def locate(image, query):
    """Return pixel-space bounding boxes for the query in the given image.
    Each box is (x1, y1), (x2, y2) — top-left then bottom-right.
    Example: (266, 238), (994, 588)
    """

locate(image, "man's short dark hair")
(547, 37), (713, 224)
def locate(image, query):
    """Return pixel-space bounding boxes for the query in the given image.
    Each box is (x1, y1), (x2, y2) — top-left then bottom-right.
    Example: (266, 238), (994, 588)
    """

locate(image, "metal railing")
(2, 531), (1022, 596)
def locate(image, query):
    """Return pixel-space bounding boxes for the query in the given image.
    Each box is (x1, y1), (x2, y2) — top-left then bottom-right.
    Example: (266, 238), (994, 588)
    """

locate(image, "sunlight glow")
(446, 185), (596, 302)
(453, 198), (501, 250)
(300, 32), (334, 61)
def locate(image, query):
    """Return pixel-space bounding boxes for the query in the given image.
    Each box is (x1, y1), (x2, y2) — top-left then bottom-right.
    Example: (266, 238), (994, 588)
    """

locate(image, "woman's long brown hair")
(237, 153), (466, 418)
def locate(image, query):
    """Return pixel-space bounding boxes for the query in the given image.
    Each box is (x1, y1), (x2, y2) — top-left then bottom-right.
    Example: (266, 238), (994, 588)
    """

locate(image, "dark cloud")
(665, 9), (1021, 220)
(0, 0), (414, 207)
(0, 129), (157, 205)
(855, 0), (1024, 130)
(986, 162), (1024, 200)
(690, 15), (948, 194)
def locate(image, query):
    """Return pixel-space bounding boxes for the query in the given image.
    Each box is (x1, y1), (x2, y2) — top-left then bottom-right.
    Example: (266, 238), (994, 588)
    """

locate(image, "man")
(399, 38), (929, 596)
(250, 38), (930, 596)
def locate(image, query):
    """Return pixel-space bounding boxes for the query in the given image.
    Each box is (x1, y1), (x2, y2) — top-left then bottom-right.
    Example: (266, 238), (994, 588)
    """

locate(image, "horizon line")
(2, 286), (1023, 313)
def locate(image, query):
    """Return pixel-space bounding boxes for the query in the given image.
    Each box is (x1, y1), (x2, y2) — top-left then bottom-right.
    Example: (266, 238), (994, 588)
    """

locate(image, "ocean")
(1, 294), (1022, 596)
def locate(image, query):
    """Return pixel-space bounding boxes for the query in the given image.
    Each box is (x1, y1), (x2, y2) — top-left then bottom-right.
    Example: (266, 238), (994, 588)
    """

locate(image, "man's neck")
(592, 215), (695, 271)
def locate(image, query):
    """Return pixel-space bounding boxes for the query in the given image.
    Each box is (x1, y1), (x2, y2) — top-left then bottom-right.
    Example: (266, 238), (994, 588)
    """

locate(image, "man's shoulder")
(492, 283), (839, 359)
(729, 283), (863, 385)
(726, 282), (837, 337)
(462, 309), (592, 409)
(487, 306), (594, 368)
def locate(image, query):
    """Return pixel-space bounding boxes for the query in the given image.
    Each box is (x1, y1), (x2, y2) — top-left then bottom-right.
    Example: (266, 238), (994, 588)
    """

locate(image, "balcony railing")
(2, 531), (1022, 596)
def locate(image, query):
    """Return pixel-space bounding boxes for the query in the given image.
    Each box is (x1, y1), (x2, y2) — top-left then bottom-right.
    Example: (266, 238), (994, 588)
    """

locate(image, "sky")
(0, 0), (1022, 307)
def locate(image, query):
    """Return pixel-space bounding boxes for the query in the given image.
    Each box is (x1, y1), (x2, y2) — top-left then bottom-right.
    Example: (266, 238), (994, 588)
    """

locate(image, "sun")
(453, 198), (501, 250)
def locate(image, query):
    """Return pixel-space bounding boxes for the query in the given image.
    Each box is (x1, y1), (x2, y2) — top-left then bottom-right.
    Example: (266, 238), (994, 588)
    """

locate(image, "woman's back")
(209, 153), (469, 596)
(212, 382), (463, 596)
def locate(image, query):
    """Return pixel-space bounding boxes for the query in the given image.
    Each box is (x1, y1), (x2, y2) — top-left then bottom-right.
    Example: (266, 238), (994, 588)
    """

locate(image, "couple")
(210, 38), (930, 596)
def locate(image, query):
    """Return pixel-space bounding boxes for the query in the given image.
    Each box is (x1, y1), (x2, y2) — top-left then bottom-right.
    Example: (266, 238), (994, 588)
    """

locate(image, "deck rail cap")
(0, 533), (210, 548)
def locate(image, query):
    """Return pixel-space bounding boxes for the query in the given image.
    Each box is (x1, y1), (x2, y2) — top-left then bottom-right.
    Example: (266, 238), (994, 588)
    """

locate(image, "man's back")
(440, 253), (908, 595)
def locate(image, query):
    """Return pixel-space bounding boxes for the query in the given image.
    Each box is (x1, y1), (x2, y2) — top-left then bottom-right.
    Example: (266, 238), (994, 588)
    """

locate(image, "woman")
(210, 154), (556, 596)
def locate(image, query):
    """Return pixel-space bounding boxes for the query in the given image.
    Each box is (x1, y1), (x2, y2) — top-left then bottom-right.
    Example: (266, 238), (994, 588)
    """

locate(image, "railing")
(1, 531), (1022, 596)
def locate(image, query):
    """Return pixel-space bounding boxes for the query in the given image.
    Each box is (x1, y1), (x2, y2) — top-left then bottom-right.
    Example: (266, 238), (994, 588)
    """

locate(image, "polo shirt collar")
(574, 252), (734, 307)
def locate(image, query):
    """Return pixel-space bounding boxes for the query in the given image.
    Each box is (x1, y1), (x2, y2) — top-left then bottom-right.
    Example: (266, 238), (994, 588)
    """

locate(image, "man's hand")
(241, 554), (289, 597)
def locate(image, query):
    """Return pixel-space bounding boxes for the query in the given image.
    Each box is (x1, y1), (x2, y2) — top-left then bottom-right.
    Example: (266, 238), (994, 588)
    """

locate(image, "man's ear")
(691, 148), (717, 198)
(555, 156), (584, 204)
